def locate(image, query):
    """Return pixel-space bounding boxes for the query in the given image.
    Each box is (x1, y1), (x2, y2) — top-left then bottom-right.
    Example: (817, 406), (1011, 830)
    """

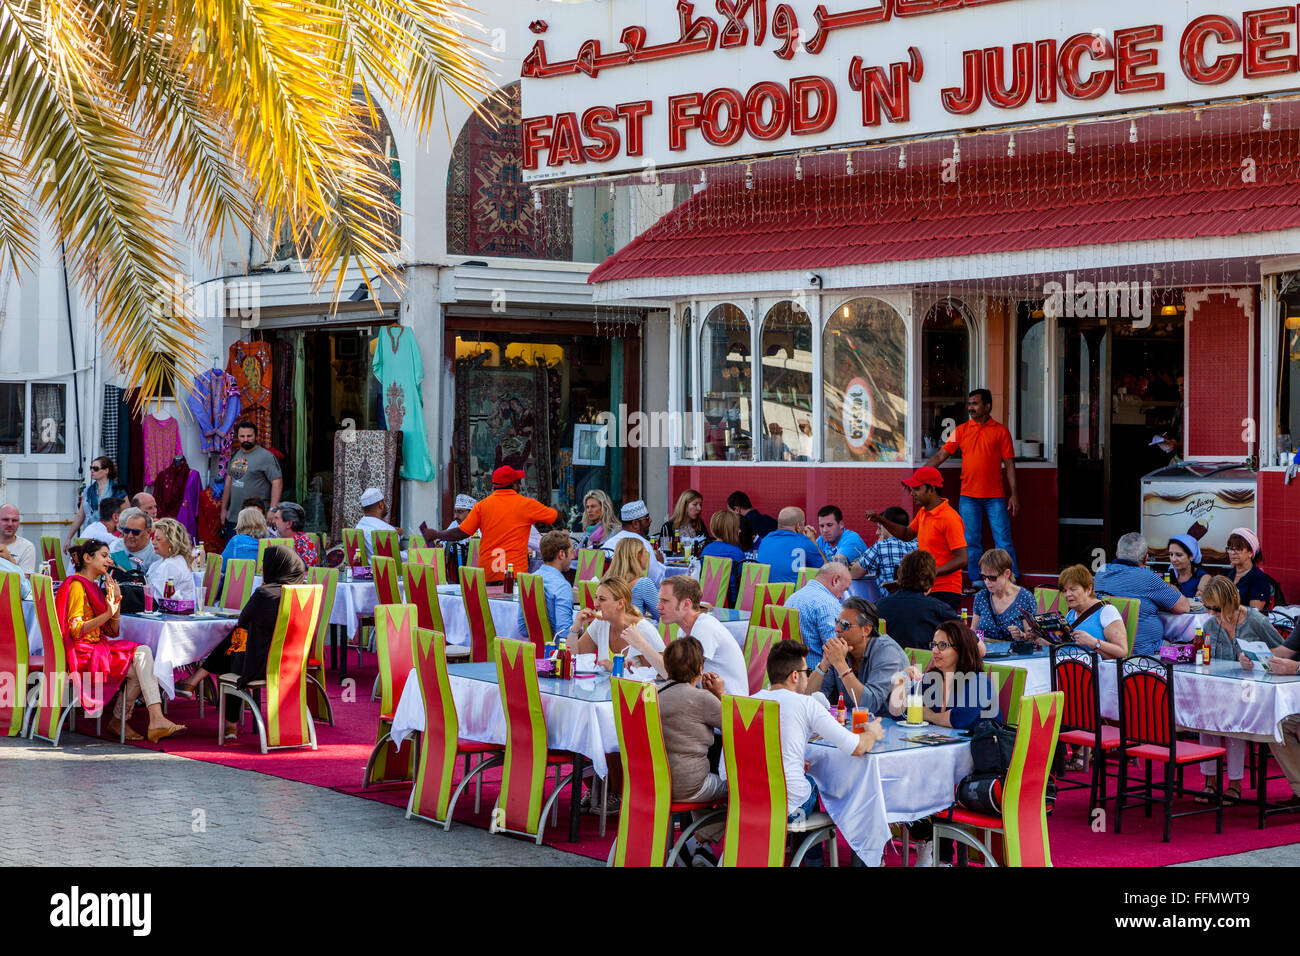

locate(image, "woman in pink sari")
(56, 540), (186, 742)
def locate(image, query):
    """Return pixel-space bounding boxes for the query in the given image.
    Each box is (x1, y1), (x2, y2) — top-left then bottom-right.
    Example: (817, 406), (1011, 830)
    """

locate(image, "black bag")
(110, 567), (147, 615)
(954, 718), (1056, 816)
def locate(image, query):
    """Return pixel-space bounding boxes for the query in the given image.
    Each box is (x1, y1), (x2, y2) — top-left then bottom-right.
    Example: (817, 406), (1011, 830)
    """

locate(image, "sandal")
(1194, 780), (1221, 804)
(1223, 783), (1242, 805)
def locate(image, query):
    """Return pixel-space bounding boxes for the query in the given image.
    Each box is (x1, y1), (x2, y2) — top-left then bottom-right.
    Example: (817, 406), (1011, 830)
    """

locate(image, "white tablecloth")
(390, 664), (619, 777)
(436, 587), (523, 646)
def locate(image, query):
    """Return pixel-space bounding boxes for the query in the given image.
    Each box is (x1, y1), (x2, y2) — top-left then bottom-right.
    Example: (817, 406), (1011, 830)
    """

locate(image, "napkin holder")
(349, 565), (373, 581)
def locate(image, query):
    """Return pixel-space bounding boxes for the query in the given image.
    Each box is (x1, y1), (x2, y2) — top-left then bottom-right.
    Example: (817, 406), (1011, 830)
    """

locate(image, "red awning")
(589, 132), (1300, 284)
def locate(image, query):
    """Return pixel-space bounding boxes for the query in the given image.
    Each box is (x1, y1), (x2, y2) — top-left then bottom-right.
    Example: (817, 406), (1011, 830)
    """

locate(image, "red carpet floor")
(100, 661), (1300, 865)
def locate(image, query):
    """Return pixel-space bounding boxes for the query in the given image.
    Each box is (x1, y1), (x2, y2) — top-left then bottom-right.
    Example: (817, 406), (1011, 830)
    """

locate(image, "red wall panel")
(1186, 291), (1254, 459)
(1257, 471), (1300, 603)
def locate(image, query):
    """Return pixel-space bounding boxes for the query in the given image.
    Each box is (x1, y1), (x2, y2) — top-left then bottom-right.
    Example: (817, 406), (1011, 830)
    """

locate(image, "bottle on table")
(503, 563), (515, 596)
(835, 692), (846, 727)
(555, 638), (572, 680)
(1164, 567), (1174, 585)
(164, 578), (175, 600)
(960, 608), (969, 625)
(1192, 627), (1205, 664)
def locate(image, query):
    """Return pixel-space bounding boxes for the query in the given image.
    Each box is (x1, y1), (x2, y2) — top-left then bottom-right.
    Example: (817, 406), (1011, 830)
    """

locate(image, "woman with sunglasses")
(806, 597), (908, 715)
(888, 620), (996, 730)
(970, 548), (1036, 642)
(1225, 528), (1272, 611)
(64, 456), (127, 550)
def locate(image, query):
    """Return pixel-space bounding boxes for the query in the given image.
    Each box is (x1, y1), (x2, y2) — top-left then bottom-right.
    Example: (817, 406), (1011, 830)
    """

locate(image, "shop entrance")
(1050, 303), (1185, 563)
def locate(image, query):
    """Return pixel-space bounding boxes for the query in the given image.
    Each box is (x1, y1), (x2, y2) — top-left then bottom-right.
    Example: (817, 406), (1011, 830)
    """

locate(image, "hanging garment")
(198, 487), (224, 553)
(102, 385), (123, 462)
(117, 390), (131, 482)
(371, 325), (433, 481)
(228, 340), (273, 443)
(331, 429), (402, 544)
(153, 458), (192, 519)
(143, 415), (183, 486)
(126, 399), (145, 495)
(293, 331), (307, 503)
(176, 470), (202, 538)
(186, 369), (242, 454)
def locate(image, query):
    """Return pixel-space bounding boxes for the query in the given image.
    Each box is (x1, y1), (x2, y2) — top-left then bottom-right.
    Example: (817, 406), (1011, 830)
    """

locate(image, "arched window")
(759, 301), (813, 462)
(676, 306), (697, 460)
(823, 297), (908, 462)
(700, 304), (751, 461)
(921, 298), (972, 456)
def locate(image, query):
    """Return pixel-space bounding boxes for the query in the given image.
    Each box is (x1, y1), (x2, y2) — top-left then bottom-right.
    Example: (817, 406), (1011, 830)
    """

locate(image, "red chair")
(1050, 644), (1122, 817)
(26, 573), (95, 746)
(764, 604), (800, 643)
(372, 530), (401, 563)
(362, 603), (419, 786)
(406, 627), (504, 828)
(720, 694), (838, 867)
(0, 572), (31, 737)
(516, 572), (552, 656)
(607, 678), (725, 867)
(698, 555), (732, 608)
(371, 555), (402, 605)
(735, 562), (769, 614)
(460, 566), (497, 664)
(931, 692), (1064, 866)
(742, 624), (780, 695)
(1115, 655), (1225, 842)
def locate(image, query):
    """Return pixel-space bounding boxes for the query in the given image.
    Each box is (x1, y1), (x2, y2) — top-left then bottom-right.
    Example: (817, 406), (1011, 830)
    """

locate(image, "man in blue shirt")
(816, 505), (867, 564)
(1093, 531), (1189, 656)
(515, 529), (575, 642)
(756, 507), (824, 583)
(784, 563), (851, 670)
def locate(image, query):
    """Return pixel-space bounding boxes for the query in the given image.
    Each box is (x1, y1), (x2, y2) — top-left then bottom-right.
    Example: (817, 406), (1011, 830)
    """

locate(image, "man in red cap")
(866, 467), (967, 611)
(423, 466), (558, 583)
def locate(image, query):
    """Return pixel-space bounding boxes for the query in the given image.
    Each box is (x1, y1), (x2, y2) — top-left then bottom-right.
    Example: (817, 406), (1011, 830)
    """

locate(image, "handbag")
(952, 717), (1056, 816)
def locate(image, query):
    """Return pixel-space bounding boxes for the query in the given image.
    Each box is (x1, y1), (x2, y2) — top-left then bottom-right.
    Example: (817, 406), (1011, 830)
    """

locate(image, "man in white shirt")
(82, 497), (127, 554)
(0, 504), (36, 573)
(652, 577), (749, 696)
(602, 499), (666, 586)
(355, 487), (398, 554)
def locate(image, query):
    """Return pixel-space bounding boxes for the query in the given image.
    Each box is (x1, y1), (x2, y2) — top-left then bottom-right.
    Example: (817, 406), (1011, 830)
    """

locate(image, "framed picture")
(454, 365), (553, 502)
(572, 423), (608, 466)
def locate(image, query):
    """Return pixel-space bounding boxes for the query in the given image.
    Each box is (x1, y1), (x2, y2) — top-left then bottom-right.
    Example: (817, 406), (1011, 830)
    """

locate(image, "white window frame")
(0, 376), (76, 463)
(914, 293), (985, 462)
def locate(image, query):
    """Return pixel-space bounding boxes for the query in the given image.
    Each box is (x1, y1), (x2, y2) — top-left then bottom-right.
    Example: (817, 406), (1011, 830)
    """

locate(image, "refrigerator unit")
(1140, 462), (1256, 567)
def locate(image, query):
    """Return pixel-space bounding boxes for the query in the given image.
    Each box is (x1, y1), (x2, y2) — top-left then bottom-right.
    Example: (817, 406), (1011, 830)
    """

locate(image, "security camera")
(807, 273), (823, 288)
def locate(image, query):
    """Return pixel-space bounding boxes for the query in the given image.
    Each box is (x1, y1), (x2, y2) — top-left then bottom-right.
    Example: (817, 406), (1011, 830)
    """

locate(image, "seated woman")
(567, 575), (664, 671)
(56, 540), (186, 742)
(147, 517), (198, 607)
(888, 621), (997, 730)
(700, 510), (744, 607)
(970, 548), (1036, 644)
(175, 545), (306, 739)
(609, 537), (660, 621)
(577, 490), (619, 550)
(1049, 564), (1129, 660)
(657, 489), (709, 552)
(222, 507), (267, 564)
(1226, 527), (1273, 611)
(1167, 533), (1209, 599)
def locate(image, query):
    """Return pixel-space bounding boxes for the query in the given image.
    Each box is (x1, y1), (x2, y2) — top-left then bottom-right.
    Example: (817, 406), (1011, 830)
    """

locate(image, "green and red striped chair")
(748, 582), (781, 639)
(217, 583), (323, 753)
(257, 537), (294, 575)
(39, 536), (66, 580)
(742, 624), (781, 695)
(985, 662), (1028, 727)
(576, 579), (599, 611)
(371, 556), (402, 606)
(1034, 587), (1067, 616)
(735, 562), (769, 614)
(200, 552), (221, 608)
(406, 627), (504, 828)
(796, 566), (818, 589)
(460, 566), (497, 663)
(720, 694), (839, 867)
(608, 678), (726, 867)
(343, 528), (368, 567)
(576, 548), (605, 583)
(404, 561), (469, 661)
(0, 572), (31, 737)
(492, 638), (583, 844)
(218, 558), (257, 611)
(1103, 596), (1140, 655)
(303, 567), (339, 724)
(764, 605), (800, 643)
(516, 572), (552, 655)
(363, 603), (419, 786)
(26, 574), (75, 746)
(465, 536), (481, 570)
(657, 621), (681, 645)
(932, 692), (1064, 866)
(698, 555), (732, 608)
(407, 547), (448, 585)
(905, 648), (933, 670)
(372, 530), (401, 564)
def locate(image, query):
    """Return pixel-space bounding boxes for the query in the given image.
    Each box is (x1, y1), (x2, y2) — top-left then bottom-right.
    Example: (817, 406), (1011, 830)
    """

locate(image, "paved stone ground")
(0, 736), (597, 867)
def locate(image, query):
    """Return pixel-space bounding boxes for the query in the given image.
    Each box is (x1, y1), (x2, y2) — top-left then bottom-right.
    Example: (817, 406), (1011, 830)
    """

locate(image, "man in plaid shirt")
(849, 506), (916, 591)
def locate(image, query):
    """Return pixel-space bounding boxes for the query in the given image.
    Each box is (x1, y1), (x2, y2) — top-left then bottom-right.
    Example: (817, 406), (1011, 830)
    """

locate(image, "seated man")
(727, 490), (776, 545)
(601, 500), (666, 586)
(850, 506), (917, 591)
(875, 550), (960, 650)
(649, 576), (748, 696)
(355, 487), (398, 554)
(756, 507), (824, 584)
(82, 497), (127, 553)
(0, 544), (32, 598)
(783, 562), (851, 670)
(130, 492), (158, 522)
(817, 505), (868, 565)
(805, 597), (908, 715)
(0, 504), (35, 572)
(118, 507), (160, 573)
(1092, 531), (1188, 656)
(447, 494), (476, 531)
(514, 529), (574, 642)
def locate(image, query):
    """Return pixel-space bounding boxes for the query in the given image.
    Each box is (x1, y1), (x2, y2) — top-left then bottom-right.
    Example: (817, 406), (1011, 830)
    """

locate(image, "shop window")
(676, 307), (697, 461)
(700, 304), (752, 461)
(1277, 292), (1300, 457)
(0, 380), (66, 456)
(0, 383), (22, 454)
(759, 301), (813, 461)
(1016, 304), (1046, 458)
(823, 298), (908, 462)
(921, 299), (972, 458)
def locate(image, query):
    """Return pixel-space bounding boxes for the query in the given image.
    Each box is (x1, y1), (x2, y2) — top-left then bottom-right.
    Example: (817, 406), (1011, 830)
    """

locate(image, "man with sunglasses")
(805, 597), (907, 715)
(118, 507), (160, 573)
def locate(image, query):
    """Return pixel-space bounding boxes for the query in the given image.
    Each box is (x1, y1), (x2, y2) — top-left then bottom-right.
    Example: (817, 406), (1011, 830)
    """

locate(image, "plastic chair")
(257, 537), (294, 574)
(343, 528), (368, 567)
(1103, 596), (1140, 654)
(576, 580), (599, 610)
(698, 555), (732, 608)
(931, 692), (1064, 866)
(371, 555), (402, 605)
(607, 678), (726, 867)
(26, 574), (76, 745)
(303, 567), (339, 724)
(984, 662), (1026, 726)
(749, 582), (785, 639)
(202, 552), (223, 607)
(0, 572), (31, 737)
(742, 624), (780, 694)
(217, 584), (323, 753)
(516, 572), (552, 655)
(466, 536), (480, 569)
(407, 547), (448, 585)
(406, 627), (504, 828)
(735, 562), (770, 613)
(657, 621), (681, 645)
(1050, 644), (1121, 817)
(218, 558), (257, 611)
(1115, 655), (1225, 842)
(796, 566), (818, 589)
(1034, 587), (1067, 615)
(491, 638), (583, 844)
(905, 648), (933, 670)
(576, 548), (606, 583)
(764, 604), (800, 642)
(372, 530), (401, 563)
(720, 694), (838, 867)
(363, 603), (419, 786)
(39, 536), (66, 580)
(460, 566), (497, 663)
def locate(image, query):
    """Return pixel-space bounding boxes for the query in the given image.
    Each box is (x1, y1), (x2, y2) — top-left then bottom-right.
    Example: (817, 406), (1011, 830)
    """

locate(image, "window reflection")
(759, 301), (813, 461)
(1017, 303), (1045, 457)
(824, 298), (908, 462)
(677, 307), (696, 460)
(921, 299), (971, 458)
(700, 304), (752, 461)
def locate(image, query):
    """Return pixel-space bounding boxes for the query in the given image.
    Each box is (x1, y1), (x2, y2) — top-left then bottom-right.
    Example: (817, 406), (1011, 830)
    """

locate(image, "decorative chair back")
(749, 583), (780, 636)
(404, 561), (446, 635)
(410, 627), (460, 822)
(39, 536), (66, 580)
(29, 574), (73, 744)
(466, 536), (481, 569)
(493, 638), (551, 836)
(742, 624), (781, 694)
(698, 556), (733, 608)
(304, 566), (340, 720)
(218, 558), (257, 611)
(371, 556), (402, 605)
(1103, 596), (1141, 654)
(999, 693), (1064, 866)
(1050, 645), (1102, 736)
(984, 662), (1027, 726)
(258, 538), (294, 574)
(735, 562), (770, 613)
(611, 677), (673, 867)
(796, 566), (818, 589)
(576, 548), (606, 583)
(764, 604), (800, 642)
(304, 533), (323, 563)
(905, 647), (933, 670)
(343, 528), (368, 567)
(516, 573), (551, 655)
(372, 530), (401, 563)
(1034, 587), (1067, 615)
(721, 694), (788, 867)
(577, 580), (599, 610)
(365, 602), (420, 782)
(657, 621), (681, 644)
(1118, 655), (1176, 750)
(262, 584), (324, 749)
(459, 565), (497, 663)
(202, 552), (223, 607)
(408, 547), (448, 585)
(0, 572), (30, 737)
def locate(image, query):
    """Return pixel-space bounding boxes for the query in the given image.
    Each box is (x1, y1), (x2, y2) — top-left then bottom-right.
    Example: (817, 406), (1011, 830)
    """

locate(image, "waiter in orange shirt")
(866, 466), (967, 612)
(423, 466), (559, 583)
(925, 388), (1019, 587)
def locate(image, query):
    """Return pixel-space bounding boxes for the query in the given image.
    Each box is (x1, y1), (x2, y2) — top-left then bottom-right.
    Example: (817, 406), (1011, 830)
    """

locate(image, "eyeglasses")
(90, 464), (107, 472)
(121, 528), (145, 537)
(1225, 545), (1249, 553)
(1203, 605), (1221, 613)
(797, 667), (811, 676)
(929, 640), (954, 650)
(835, 619), (858, 631)
(980, 573), (1001, 582)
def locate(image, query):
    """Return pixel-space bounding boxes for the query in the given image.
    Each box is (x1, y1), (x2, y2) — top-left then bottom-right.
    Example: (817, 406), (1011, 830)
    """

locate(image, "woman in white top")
(146, 517), (198, 606)
(569, 576), (664, 671)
